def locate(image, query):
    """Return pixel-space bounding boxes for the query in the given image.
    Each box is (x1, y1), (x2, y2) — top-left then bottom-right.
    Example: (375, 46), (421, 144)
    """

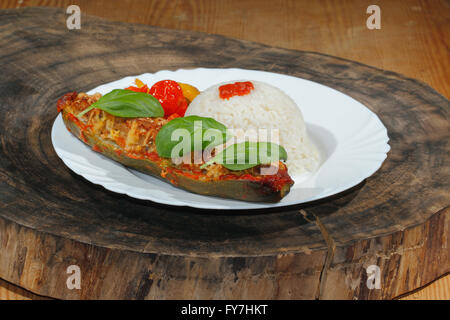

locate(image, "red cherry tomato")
(149, 80), (188, 117)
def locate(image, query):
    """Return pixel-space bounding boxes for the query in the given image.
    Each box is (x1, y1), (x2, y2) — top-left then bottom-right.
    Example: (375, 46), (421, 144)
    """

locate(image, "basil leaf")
(155, 115), (230, 158)
(77, 89), (164, 118)
(201, 141), (288, 171)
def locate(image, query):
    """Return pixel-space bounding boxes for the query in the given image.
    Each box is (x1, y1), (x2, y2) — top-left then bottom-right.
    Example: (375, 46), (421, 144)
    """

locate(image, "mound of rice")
(185, 80), (320, 177)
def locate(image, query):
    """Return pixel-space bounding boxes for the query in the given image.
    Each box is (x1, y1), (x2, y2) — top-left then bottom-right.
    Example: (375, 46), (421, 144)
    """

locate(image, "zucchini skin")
(61, 110), (293, 203)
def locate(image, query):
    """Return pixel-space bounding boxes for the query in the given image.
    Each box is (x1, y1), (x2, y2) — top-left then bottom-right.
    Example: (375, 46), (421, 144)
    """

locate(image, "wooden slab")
(0, 7), (448, 299)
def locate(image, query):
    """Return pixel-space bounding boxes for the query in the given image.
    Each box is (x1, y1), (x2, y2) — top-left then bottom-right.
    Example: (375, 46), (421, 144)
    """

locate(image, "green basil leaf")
(77, 89), (164, 118)
(155, 115), (230, 158)
(200, 141), (288, 171)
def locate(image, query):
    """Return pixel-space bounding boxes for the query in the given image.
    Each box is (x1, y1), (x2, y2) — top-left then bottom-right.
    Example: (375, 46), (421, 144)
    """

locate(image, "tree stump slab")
(0, 8), (448, 299)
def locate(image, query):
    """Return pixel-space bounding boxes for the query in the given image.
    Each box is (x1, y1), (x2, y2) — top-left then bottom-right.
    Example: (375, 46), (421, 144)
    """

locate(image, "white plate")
(51, 68), (390, 210)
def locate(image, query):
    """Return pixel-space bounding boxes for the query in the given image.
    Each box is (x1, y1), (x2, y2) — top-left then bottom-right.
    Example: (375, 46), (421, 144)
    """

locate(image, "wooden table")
(0, 0), (448, 300)
(2, 0), (448, 99)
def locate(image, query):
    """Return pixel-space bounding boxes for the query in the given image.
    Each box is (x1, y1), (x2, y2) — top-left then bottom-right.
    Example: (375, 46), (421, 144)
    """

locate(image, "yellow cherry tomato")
(178, 82), (200, 102)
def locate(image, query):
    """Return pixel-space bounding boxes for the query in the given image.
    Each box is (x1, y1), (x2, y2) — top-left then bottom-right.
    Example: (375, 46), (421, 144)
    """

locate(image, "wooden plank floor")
(0, 0), (448, 300)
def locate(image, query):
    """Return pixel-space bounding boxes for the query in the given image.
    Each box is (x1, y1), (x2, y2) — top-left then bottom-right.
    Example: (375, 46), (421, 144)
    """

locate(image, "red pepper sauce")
(219, 167), (293, 192)
(126, 152), (144, 160)
(260, 168), (293, 191)
(146, 152), (160, 161)
(114, 136), (126, 148)
(66, 113), (92, 144)
(57, 92), (77, 113)
(219, 81), (254, 100)
(171, 168), (202, 180)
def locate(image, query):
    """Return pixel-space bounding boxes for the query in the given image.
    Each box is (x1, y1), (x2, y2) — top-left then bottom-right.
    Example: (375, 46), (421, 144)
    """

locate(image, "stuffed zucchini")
(56, 87), (294, 203)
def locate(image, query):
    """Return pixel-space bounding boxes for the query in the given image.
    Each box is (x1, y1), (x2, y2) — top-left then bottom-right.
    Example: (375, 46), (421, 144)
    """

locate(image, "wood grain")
(399, 274), (450, 300)
(3, 272), (447, 300)
(0, 6), (448, 300)
(0, 278), (49, 300)
(1, 0), (449, 99)
(3, 273), (449, 300)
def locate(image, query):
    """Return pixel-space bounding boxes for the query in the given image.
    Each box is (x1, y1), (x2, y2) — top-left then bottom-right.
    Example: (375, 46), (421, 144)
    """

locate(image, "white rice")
(185, 80), (320, 177)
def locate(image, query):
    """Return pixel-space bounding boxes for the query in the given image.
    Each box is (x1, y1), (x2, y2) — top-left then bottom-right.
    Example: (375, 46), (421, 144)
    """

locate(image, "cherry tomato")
(149, 80), (188, 117)
(178, 82), (200, 102)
